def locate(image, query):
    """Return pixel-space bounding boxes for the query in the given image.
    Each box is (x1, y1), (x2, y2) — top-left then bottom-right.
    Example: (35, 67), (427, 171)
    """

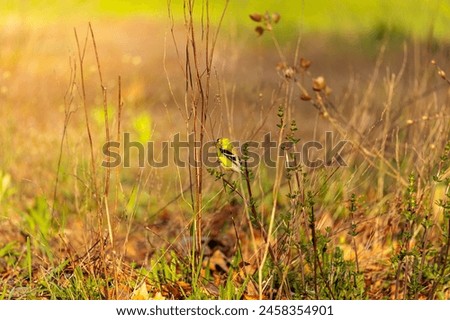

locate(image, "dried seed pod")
(276, 62), (287, 71)
(255, 26), (264, 36)
(271, 13), (281, 23)
(284, 67), (295, 79)
(300, 57), (311, 70)
(300, 93), (312, 101)
(313, 76), (326, 91)
(249, 13), (262, 22)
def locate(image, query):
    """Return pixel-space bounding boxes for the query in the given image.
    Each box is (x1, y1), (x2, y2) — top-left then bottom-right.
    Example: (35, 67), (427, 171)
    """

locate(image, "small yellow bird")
(216, 138), (242, 173)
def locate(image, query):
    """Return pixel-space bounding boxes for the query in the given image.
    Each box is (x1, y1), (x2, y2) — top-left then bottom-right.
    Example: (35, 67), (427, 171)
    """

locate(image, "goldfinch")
(216, 138), (242, 173)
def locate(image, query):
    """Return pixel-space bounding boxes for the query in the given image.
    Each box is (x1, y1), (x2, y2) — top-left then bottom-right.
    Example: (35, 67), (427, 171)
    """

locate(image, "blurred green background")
(2, 0), (450, 41)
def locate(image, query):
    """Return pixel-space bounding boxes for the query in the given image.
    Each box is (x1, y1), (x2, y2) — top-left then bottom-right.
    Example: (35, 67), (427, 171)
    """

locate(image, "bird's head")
(216, 137), (232, 149)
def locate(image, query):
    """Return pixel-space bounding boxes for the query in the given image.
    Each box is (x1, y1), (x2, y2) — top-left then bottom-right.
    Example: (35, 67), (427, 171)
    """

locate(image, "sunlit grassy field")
(1, 0), (449, 299)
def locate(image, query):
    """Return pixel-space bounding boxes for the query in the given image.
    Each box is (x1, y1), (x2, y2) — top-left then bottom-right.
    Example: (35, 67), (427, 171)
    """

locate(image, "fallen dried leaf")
(131, 282), (149, 300)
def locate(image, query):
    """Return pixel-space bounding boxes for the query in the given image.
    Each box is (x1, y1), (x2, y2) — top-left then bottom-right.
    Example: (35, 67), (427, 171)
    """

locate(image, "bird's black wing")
(220, 148), (239, 162)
